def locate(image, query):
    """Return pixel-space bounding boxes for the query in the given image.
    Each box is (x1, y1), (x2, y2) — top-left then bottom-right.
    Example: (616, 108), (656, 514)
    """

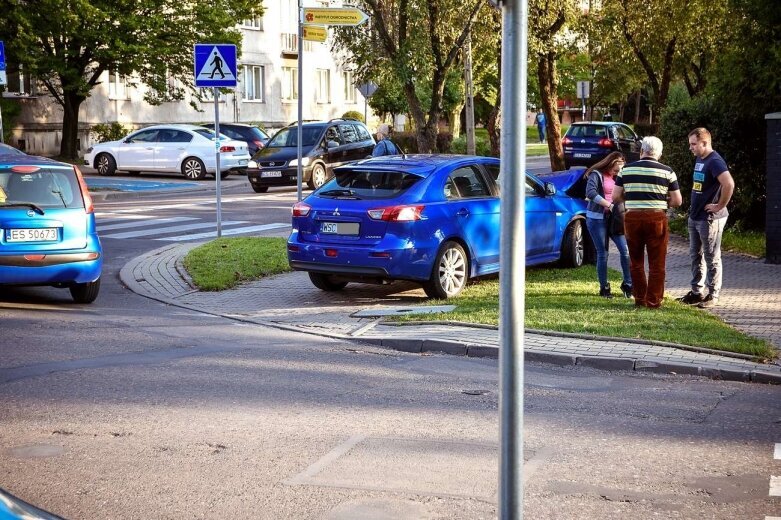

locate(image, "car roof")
(569, 121), (625, 126)
(134, 124), (206, 132)
(202, 122), (256, 129)
(338, 154), (499, 178)
(0, 154), (74, 169)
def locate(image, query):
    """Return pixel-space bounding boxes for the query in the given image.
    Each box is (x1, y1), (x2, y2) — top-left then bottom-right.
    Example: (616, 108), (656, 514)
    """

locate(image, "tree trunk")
(449, 103), (464, 139)
(487, 105), (501, 157)
(537, 52), (564, 171)
(61, 91), (86, 159)
(402, 81), (437, 153)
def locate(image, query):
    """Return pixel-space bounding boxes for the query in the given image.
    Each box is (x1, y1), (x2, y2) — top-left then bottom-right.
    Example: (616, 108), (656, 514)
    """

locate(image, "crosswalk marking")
(102, 221), (246, 240)
(775, 443), (781, 460)
(158, 223), (290, 241)
(98, 195), (264, 214)
(770, 476), (781, 496)
(98, 216), (198, 231)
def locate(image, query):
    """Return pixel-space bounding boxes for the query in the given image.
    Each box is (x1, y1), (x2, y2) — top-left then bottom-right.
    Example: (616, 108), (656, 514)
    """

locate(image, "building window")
(108, 70), (128, 99)
(243, 65), (265, 102)
(342, 71), (356, 103)
(242, 16), (263, 30)
(315, 69), (330, 103)
(282, 66), (298, 101)
(2, 64), (38, 96)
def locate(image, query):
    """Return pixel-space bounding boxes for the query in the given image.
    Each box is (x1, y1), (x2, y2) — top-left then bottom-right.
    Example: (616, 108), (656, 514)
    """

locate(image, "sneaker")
(698, 294), (719, 308)
(599, 284), (613, 299)
(620, 282), (633, 299)
(676, 291), (704, 305)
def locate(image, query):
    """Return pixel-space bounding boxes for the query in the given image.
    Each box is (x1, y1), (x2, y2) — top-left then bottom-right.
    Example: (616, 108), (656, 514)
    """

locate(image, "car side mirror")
(544, 182), (556, 196)
(326, 140), (339, 149)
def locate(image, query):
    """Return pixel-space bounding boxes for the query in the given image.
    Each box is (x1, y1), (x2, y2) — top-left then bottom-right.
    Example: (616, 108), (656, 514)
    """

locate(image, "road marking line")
(765, 517), (781, 520)
(102, 221), (246, 239)
(157, 223), (290, 241)
(95, 213), (149, 220)
(98, 216), (198, 231)
(771, 475), (781, 496)
(775, 443), (781, 460)
(99, 195), (263, 214)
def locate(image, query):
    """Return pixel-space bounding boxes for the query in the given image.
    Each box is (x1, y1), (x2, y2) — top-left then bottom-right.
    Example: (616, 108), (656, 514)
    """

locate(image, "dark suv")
(562, 122), (642, 169)
(246, 119), (375, 193)
(202, 122), (270, 157)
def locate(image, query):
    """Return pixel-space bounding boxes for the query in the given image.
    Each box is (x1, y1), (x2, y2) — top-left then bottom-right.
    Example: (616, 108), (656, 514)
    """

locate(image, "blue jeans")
(586, 217), (632, 289)
(537, 125), (545, 143)
(687, 216), (727, 298)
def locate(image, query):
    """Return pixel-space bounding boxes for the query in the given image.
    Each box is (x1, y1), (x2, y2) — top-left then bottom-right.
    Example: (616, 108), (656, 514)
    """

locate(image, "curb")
(119, 247), (781, 386)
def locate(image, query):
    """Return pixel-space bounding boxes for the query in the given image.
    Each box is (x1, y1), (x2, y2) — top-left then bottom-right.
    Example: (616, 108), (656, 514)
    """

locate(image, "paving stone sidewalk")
(120, 234), (781, 384)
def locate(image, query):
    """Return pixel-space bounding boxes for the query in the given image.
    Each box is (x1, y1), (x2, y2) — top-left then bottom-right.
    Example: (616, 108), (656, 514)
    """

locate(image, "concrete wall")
(766, 112), (781, 264)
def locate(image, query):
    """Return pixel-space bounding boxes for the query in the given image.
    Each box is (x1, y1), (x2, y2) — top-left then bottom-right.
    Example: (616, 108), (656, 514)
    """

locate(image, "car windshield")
(267, 126), (325, 148)
(566, 125), (608, 138)
(319, 169), (422, 200)
(0, 167), (84, 209)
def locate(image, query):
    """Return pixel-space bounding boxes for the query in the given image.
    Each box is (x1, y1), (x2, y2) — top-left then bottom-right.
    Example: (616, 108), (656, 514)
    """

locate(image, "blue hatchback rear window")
(0, 167), (84, 209)
(320, 170), (422, 200)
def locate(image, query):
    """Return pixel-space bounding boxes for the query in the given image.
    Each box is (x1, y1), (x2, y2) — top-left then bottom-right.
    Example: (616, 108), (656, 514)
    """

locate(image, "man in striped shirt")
(612, 136), (682, 308)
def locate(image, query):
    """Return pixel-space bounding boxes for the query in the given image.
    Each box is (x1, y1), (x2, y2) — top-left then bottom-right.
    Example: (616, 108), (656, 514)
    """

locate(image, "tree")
(331, 0), (485, 153)
(0, 0), (263, 159)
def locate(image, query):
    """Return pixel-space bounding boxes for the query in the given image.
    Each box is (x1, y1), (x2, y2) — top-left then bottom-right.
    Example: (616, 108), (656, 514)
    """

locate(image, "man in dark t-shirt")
(676, 127), (735, 308)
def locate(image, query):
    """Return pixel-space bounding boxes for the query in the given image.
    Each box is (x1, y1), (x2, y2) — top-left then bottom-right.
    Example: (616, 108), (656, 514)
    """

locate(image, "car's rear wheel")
(307, 163), (327, 190)
(95, 154), (117, 176)
(216, 169), (230, 179)
(252, 185), (269, 193)
(423, 241), (468, 299)
(560, 220), (585, 267)
(182, 157), (206, 180)
(309, 272), (348, 291)
(70, 278), (100, 304)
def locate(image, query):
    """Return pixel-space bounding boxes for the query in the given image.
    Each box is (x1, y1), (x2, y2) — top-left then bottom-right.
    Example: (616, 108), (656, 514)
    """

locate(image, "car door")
(615, 124), (641, 161)
(443, 164), (499, 272)
(524, 175), (558, 259)
(155, 129), (194, 172)
(353, 123), (376, 157)
(118, 129), (160, 171)
(337, 123), (364, 163)
(322, 125), (347, 173)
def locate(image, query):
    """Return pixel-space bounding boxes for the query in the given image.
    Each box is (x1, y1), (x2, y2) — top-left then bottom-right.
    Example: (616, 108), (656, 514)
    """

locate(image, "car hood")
(254, 146), (312, 161)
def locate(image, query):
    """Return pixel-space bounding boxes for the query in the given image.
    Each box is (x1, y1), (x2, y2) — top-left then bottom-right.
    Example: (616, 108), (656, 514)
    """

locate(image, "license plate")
(7, 228), (58, 242)
(261, 171), (282, 178)
(573, 153), (591, 158)
(320, 222), (359, 235)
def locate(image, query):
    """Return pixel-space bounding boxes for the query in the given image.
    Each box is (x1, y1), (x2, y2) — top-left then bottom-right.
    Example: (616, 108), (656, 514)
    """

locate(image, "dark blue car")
(0, 155), (102, 303)
(287, 155), (590, 299)
(562, 121), (642, 169)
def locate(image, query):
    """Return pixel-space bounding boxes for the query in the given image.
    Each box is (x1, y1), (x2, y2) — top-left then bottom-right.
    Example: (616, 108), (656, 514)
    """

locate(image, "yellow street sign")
(302, 25), (327, 43)
(303, 7), (369, 26)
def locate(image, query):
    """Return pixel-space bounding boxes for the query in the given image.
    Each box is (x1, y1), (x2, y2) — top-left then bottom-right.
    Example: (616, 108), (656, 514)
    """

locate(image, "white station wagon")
(84, 124), (250, 180)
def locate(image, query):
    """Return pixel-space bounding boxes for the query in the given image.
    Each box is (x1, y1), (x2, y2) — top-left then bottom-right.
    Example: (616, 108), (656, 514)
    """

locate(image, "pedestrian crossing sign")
(194, 44), (237, 88)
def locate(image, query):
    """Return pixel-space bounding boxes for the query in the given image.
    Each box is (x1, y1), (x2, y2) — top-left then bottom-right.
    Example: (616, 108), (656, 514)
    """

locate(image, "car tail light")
(597, 138), (615, 148)
(367, 205), (424, 222)
(325, 249), (338, 257)
(219, 145), (236, 152)
(73, 165), (94, 214)
(562, 137), (572, 146)
(287, 245), (300, 252)
(292, 201), (311, 217)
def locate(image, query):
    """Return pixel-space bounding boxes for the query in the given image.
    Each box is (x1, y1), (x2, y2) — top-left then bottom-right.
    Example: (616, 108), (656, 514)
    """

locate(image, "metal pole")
(214, 86), (223, 238)
(296, 0), (304, 202)
(498, 0), (527, 517)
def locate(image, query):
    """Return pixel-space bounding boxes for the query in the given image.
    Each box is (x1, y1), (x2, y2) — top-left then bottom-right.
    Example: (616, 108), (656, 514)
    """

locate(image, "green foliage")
(341, 111), (364, 123)
(0, 96), (22, 144)
(368, 81), (409, 121)
(90, 122), (128, 143)
(659, 94), (766, 229)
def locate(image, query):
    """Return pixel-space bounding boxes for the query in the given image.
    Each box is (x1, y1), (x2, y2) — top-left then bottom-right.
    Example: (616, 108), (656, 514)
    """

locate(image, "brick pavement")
(119, 233), (781, 383)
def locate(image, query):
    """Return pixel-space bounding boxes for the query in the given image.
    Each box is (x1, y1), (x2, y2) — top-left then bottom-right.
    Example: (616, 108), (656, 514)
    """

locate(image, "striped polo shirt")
(616, 158), (679, 210)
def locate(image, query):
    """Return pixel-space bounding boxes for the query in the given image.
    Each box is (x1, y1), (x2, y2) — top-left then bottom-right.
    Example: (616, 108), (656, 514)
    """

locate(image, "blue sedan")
(287, 155), (591, 298)
(0, 155), (102, 303)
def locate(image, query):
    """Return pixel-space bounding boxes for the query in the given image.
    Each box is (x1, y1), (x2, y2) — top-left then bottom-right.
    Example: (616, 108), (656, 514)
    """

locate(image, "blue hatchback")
(0, 155), (102, 303)
(288, 155), (590, 298)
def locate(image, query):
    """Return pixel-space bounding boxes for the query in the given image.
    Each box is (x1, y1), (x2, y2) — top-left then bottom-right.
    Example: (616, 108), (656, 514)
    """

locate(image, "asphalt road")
(0, 168), (779, 519)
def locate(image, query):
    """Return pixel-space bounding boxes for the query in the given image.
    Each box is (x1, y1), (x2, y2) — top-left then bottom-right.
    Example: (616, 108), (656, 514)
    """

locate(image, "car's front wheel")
(308, 272), (348, 291)
(95, 154), (117, 176)
(182, 157), (206, 180)
(307, 163), (327, 190)
(70, 278), (100, 304)
(423, 241), (468, 299)
(560, 220), (585, 267)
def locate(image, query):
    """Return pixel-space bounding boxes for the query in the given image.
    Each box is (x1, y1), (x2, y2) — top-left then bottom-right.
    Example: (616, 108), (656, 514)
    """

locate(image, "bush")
(341, 110), (364, 123)
(90, 122), (129, 143)
(0, 97), (22, 144)
(436, 133), (453, 153)
(392, 132), (418, 153)
(450, 134), (493, 156)
(659, 94), (765, 230)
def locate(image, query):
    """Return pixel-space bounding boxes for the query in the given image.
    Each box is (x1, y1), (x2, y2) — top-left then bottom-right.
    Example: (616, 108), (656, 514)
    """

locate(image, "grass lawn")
(669, 214), (766, 258)
(392, 265), (774, 359)
(183, 237), (291, 291)
(182, 235), (773, 359)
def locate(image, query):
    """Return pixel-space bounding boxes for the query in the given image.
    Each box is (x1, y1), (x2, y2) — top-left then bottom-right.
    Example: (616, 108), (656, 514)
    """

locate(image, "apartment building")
(1, 1), (372, 156)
